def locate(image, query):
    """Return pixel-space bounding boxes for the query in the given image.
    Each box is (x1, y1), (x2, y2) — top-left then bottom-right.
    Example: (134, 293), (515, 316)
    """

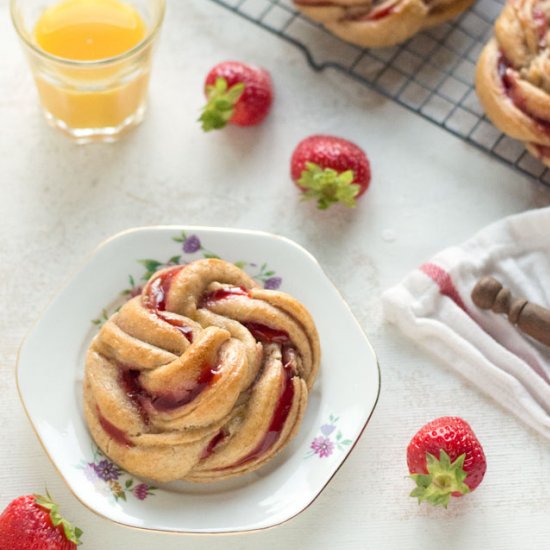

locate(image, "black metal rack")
(208, 0), (550, 185)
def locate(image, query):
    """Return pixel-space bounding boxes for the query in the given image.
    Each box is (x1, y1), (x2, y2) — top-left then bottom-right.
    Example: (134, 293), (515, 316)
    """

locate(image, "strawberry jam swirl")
(196, 283), (299, 466)
(498, 55), (550, 137)
(215, 360), (295, 470)
(98, 409), (134, 447)
(293, 0), (397, 20)
(144, 265), (183, 311)
(200, 429), (229, 460)
(198, 286), (250, 308)
(143, 266), (194, 342)
(215, 337), (296, 466)
(198, 286), (291, 344)
(119, 362), (221, 421)
(533, 7), (548, 45)
(85, 258), (320, 483)
(365, 3), (397, 20)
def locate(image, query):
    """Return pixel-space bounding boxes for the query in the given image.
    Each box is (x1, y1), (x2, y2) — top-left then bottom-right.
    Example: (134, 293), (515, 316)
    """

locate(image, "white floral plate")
(17, 226), (380, 534)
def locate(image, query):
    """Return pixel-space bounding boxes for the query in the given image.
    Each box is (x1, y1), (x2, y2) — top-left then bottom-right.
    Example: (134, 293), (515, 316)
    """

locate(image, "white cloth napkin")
(383, 207), (550, 439)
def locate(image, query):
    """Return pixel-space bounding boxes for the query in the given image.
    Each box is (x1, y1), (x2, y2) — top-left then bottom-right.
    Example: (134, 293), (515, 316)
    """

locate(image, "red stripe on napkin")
(420, 263), (467, 312)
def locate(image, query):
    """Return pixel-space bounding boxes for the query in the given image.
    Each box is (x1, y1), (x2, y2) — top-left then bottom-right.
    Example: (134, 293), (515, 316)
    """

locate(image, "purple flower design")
(264, 276), (282, 290)
(82, 445), (158, 501)
(310, 436), (335, 458)
(320, 424), (336, 436)
(183, 235), (201, 254)
(93, 459), (121, 481)
(133, 483), (150, 500)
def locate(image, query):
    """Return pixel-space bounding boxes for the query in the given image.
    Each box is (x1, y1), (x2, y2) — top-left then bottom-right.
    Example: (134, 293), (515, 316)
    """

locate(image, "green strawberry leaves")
(34, 492), (83, 545)
(409, 450), (470, 508)
(298, 162), (360, 210)
(199, 77), (245, 132)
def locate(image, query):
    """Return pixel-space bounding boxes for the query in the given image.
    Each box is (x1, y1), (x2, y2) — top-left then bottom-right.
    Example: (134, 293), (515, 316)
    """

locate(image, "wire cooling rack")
(208, 0), (550, 185)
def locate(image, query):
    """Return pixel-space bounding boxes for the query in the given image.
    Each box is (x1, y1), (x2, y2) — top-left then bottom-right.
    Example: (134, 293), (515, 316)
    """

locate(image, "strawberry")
(0, 492), (82, 549)
(407, 417), (487, 507)
(290, 135), (371, 210)
(200, 61), (273, 131)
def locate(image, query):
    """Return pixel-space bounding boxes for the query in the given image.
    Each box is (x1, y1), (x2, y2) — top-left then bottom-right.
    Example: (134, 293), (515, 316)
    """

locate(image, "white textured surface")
(2, 0), (550, 548)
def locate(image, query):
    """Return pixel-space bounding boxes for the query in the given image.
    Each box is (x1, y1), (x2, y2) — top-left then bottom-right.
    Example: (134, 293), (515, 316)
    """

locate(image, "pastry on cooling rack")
(83, 259), (320, 483)
(292, 0), (475, 48)
(476, 0), (550, 167)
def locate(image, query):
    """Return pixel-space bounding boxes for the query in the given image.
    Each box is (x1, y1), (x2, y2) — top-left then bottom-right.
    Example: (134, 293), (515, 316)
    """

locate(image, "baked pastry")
(476, 0), (550, 167)
(84, 259), (320, 483)
(293, 0), (475, 48)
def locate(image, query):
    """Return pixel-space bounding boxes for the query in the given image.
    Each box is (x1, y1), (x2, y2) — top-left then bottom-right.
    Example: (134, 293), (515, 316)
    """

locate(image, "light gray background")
(2, 1), (550, 548)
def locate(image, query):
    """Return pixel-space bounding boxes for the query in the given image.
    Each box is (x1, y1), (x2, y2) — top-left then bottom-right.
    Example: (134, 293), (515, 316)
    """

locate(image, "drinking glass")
(10, 0), (166, 142)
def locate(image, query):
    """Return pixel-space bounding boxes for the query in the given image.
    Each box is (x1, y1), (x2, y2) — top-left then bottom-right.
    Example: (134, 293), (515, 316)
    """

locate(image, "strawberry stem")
(409, 450), (470, 508)
(298, 162), (360, 210)
(199, 77), (245, 132)
(34, 492), (83, 545)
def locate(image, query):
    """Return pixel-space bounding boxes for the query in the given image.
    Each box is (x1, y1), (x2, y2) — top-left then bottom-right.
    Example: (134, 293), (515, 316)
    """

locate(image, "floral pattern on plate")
(306, 414), (353, 458)
(79, 445), (156, 501)
(18, 226), (380, 533)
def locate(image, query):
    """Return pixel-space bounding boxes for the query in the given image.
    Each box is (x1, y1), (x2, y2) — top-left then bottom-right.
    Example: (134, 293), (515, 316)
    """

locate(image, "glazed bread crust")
(476, 0), (550, 166)
(293, 0), (475, 48)
(84, 259), (320, 483)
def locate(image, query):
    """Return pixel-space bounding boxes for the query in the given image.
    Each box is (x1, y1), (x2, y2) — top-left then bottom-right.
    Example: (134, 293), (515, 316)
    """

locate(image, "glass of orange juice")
(11, 0), (166, 142)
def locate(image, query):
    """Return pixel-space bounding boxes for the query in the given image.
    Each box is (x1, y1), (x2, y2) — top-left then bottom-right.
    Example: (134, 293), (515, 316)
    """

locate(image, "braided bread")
(84, 259), (320, 483)
(293, 0), (475, 48)
(476, 0), (550, 166)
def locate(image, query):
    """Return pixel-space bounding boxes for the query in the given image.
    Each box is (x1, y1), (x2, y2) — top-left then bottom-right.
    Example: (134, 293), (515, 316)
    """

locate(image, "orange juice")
(34, 0), (146, 61)
(32, 0), (150, 134)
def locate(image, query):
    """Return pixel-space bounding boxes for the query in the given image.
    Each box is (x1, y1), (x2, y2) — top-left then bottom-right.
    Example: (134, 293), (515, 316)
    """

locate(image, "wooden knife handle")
(471, 276), (550, 346)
